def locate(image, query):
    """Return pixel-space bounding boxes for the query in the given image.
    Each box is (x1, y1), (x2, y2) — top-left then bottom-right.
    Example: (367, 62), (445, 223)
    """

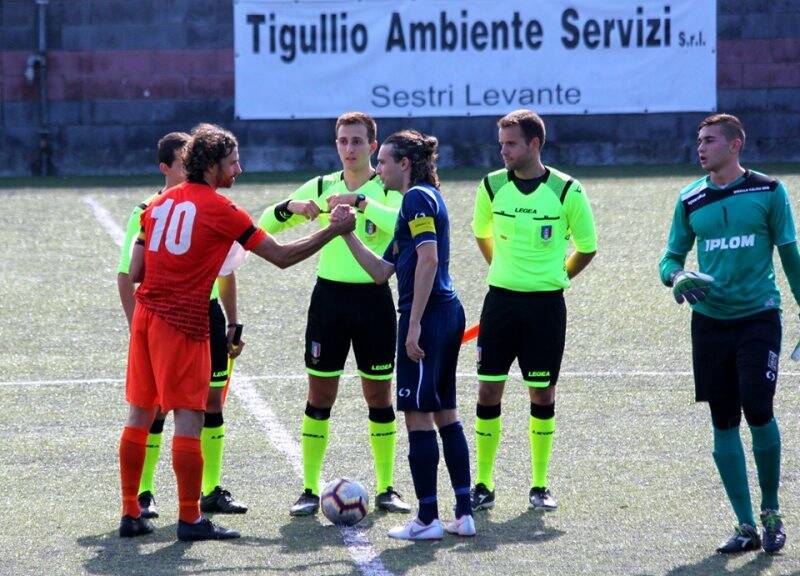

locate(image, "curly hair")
(183, 123), (238, 184)
(383, 130), (440, 189)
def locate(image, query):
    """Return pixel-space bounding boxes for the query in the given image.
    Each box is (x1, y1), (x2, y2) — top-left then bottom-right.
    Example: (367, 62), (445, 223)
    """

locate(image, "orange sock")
(120, 426), (150, 518)
(172, 435), (203, 523)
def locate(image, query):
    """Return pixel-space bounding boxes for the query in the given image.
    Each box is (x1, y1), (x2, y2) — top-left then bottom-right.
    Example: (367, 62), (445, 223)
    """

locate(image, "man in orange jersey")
(119, 123), (355, 541)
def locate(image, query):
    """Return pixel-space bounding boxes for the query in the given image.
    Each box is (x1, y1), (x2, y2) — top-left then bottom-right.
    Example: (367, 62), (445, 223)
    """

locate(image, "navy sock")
(439, 421), (472, 518)
(408, 430), (439, 524)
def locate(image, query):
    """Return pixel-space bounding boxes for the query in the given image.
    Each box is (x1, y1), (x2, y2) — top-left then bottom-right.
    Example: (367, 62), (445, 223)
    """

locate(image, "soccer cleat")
(716, 523), (761, 554)
(470, 483), (495, 511)
(137, 491), (159, 519)
(387, 517), (444, 541)
(529, 487), (558, 511)
(761, 510), (786, 554)
(375, 487), (412, 513)
(289, 489), (320, 517)
(177, 517), (241, 541)
(445, 514), (476, 537)
(119, 515), (154, 538)
(200, 486), (248, 514)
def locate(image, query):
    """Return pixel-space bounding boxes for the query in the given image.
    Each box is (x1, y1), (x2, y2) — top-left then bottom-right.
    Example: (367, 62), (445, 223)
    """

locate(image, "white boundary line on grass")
(82, 195), (126, 246)
(8, 370), (800, 388)
(83, 195), (394, 576)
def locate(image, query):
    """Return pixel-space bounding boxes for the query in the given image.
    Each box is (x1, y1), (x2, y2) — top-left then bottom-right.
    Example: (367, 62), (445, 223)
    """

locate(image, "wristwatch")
(355, 193), (366, 211)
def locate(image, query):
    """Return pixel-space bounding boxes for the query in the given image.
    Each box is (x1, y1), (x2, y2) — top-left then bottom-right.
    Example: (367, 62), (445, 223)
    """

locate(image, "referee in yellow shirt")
(469, 109), (597, 512)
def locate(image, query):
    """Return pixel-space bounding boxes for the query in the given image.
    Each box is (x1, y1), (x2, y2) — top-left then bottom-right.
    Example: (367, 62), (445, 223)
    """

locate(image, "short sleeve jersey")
(665, 169), (796, 319)
(118, 191), (220, 300)
(472, 167), (597, 292)
(382, 183), (456, 313)
(135, 182), (266, 339)
(258, 171), (402, 283)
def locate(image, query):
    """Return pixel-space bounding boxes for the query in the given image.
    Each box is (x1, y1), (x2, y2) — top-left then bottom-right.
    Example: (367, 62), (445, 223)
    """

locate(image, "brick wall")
(1, 0), (799, 176)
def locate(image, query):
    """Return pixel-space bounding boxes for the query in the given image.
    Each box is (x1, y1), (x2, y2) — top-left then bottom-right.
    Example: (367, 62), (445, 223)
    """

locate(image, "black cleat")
(761, 510), (786, 554)
(289, 489), (320, 517)
(137, 491), (159, 519)
(119, 515), (154, 538)
(200, 486), (248, 514)
(716, 523), (761, 554)
(529, 487), (558, 511)
(375, 487), (412, 513)
(177, 517), (241, 541)
(470, 483), (495, 511)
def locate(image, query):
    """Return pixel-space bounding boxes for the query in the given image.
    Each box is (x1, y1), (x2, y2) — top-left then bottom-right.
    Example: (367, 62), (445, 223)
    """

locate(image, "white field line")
(82, 195), (126, 246)
(84, 196), (393, 576)
(8, 370), (800, 388)
(231, 378), (393, 576)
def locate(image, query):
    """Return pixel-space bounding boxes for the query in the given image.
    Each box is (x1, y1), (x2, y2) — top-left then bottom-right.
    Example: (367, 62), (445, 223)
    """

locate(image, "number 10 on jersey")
(148, 199), (197, 255)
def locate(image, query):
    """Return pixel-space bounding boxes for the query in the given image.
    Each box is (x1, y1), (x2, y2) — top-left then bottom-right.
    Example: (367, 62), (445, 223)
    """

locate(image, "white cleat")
(445, 514), (476, 537)
(387, 517), (444, 541)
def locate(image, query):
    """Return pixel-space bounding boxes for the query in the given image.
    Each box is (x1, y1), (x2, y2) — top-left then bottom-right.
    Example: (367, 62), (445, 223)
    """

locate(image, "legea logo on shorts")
(399, 388), (411, 397)
(371, 363), (391, 371)
(703, 234), (755, 252)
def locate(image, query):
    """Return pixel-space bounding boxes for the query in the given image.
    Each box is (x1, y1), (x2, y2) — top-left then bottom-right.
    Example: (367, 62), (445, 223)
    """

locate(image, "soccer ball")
(320, 478), (369, 526)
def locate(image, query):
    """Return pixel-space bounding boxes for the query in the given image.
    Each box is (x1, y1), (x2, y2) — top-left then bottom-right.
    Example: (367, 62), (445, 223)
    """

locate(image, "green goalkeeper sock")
(138, 420), (164, 495)
(713, 426), (755, 526)
(302, 406), (330, 495)
(530, 406), (555, 488)
(750, 418), (781, 511)
(201, 412), (225, 496)
(368, 406), (397, 493)
(475, 404), (502, 491)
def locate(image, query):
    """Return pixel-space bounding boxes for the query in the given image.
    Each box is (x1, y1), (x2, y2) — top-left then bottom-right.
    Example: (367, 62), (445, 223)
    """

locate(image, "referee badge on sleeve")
(365, 219), (376, 235)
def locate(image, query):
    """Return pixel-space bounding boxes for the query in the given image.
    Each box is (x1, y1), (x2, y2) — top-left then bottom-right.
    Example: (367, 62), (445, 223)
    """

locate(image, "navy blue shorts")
(396, 299), (465, 413)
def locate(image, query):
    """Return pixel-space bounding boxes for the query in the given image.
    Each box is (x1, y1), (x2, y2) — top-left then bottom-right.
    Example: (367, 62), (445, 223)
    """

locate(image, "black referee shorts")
(209, 298), (230, 387)
(305, 278), (397, 380)
(691, 309), (781, 428)
(476, 287), (566, 387)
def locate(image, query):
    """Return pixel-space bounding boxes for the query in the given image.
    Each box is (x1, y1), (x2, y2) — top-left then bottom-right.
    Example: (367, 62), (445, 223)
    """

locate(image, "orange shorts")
(126, 306), (211, 412)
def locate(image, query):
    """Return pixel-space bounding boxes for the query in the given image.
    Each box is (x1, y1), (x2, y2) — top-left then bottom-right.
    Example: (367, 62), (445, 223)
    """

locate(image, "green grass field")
(3, 165), (800, 576)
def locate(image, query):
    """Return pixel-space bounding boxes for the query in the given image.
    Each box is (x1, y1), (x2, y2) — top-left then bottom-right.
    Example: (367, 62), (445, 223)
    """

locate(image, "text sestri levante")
(245, 7), (674, 108)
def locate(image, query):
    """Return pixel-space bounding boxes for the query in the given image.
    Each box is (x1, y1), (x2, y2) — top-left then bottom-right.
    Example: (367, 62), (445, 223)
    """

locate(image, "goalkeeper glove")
(671, 270), (714, 304)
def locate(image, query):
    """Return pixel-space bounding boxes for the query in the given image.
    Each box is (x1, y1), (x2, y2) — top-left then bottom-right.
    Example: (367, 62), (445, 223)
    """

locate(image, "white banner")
(234, 0), (716, 119)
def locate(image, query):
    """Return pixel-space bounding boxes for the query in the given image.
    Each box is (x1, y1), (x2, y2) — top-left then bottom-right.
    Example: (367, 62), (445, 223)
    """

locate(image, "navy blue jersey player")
(337, 130), (475, 540)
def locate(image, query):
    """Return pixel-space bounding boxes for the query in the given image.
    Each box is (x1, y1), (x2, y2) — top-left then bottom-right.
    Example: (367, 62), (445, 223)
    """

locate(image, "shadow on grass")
(638, 549), (800, 576)
(76, 517), (354, 576)
(377, 509), (565, 575)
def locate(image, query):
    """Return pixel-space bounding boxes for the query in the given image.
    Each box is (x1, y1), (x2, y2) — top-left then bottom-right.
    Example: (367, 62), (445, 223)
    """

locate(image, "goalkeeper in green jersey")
(117, 132), (248, 519)
(470, 110), (597, 513)
(660, 113), (800, 555)
(258, 112), (410, 516)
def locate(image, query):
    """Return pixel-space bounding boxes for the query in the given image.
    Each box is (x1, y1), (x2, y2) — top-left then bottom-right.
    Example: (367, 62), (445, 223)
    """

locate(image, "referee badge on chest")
(541, 225), (553, 241)
(365, 219), (376, 235)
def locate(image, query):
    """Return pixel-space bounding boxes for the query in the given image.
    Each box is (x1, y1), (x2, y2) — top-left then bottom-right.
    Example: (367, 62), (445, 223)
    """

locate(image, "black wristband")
(274, 199), (292, 222)
(355, 193), (366, 211)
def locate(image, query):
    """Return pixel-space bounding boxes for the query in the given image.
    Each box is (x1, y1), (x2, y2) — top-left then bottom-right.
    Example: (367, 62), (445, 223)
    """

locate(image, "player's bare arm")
(218, 272), (244, 359)
(342, 231), (395, 284)
(287, 200), (322, 220)
(475, 236), (493, 265)
(406, 242), (438, 363)
(566, 250), (596, 279)
(251, 209), (355, 269)
(117, 272), (136, 328)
